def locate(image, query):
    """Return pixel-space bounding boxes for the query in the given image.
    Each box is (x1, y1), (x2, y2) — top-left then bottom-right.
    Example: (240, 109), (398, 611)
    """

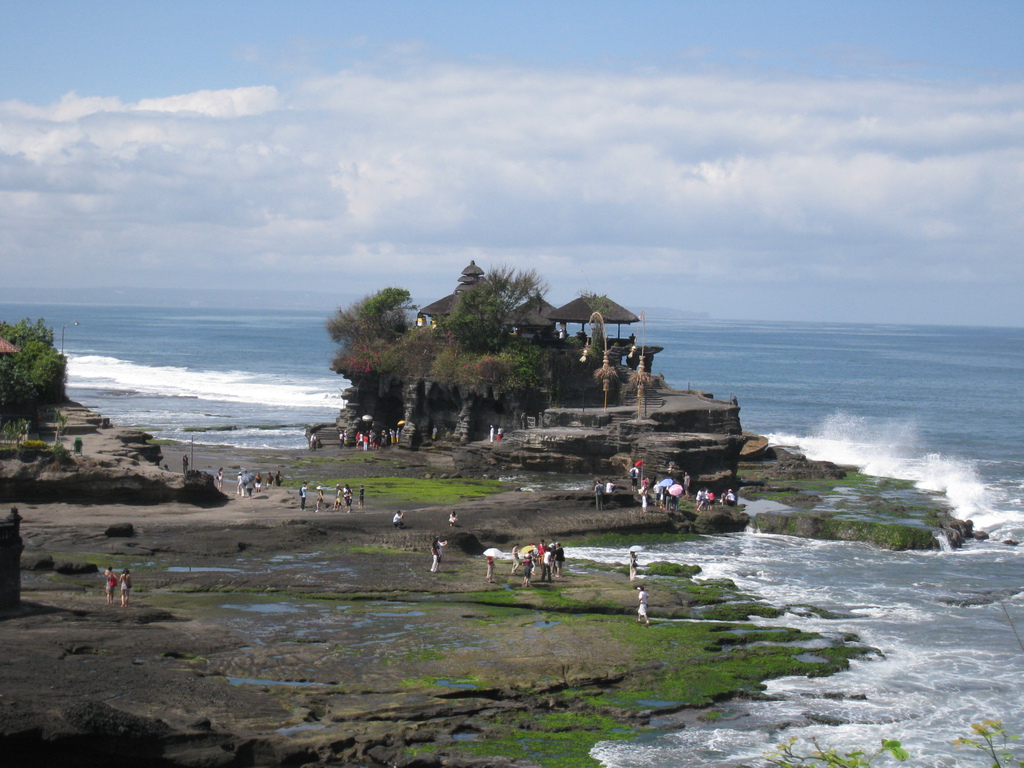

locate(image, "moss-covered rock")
(754, 511), (938, 550)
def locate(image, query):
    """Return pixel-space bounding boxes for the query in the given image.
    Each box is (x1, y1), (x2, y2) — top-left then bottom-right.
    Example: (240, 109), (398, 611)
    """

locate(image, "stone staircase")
(620, 382), (666, 417)
(35, 404), (110, 439)
(307, 424), (342, 449)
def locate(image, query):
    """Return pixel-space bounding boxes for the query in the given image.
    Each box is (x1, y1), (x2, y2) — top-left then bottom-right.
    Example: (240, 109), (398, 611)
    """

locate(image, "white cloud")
(1, 64), (1022, 324)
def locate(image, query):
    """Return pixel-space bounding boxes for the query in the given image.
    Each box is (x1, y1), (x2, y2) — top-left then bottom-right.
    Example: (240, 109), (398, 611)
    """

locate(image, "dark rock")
(694, 508), (750, 534)
(395, 755), (443, 768)
(53, 561), (99, 575)
(61, 700), (171, 740)
(104, 522), (134, 538)
(21, 554), (54, 571)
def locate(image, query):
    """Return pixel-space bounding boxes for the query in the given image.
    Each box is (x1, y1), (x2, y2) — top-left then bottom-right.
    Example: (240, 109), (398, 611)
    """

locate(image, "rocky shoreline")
(0, 412), (989, 768)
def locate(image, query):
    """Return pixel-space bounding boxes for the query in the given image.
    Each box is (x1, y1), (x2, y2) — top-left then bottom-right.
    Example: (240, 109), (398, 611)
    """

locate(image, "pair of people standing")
(103, 566), (132, 607)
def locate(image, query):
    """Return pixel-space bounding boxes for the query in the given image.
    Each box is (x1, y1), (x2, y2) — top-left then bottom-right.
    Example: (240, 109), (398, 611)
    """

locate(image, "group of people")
(508, 540), (565, 587)
(103, 566), (132, 607)
(488, 425), (504, 442)
(232, 469), (282, 497)
(694, 487), (737, 510)
(298, 481), (365, 512)
(610, 462), (741, 513)
(342, 427), (403, 450)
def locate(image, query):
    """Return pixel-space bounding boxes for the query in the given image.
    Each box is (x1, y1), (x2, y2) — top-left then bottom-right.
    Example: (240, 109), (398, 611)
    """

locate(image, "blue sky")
(2, 1), (1023, 324)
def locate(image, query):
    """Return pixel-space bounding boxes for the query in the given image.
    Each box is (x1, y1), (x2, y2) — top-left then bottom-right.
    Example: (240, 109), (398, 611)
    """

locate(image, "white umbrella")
(483, 548), (502, 558)
(629, 545), (644, 552)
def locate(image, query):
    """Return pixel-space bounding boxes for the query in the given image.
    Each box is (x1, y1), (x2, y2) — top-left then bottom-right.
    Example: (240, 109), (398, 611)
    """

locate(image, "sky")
(2, 1), (1023, 325)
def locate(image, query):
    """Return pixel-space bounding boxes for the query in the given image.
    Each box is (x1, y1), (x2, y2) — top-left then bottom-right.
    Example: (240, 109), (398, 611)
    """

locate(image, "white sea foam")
(765, 412), (1024, 536)
(69, 355), (343, 409)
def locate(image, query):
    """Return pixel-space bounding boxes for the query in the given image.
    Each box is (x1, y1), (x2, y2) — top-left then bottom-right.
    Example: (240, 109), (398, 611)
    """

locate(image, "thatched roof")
(418, 293), (459, 317)
(506, 297), (556, 328)
(547, 296), (639, 325)
(419, 260), (486, 317)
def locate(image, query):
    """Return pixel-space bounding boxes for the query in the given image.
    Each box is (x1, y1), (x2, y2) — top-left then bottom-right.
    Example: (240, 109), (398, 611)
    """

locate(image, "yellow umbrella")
(519, 545), (536, 555)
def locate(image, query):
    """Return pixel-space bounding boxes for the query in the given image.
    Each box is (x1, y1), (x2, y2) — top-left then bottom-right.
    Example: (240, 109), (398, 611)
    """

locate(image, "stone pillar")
(0, 507), (24, 609)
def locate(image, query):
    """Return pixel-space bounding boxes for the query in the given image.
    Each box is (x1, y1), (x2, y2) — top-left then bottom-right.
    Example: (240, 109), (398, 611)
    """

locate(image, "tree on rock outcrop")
(439, 265), (547, 354)
(327, 288), (415, 374)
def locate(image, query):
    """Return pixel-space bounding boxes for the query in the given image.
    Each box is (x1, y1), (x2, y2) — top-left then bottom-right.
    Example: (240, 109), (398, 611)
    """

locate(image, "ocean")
(4, 301), (1023, 765)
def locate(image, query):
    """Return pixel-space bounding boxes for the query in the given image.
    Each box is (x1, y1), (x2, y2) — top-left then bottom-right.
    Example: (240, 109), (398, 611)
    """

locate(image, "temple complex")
(325, 262), (745, 486)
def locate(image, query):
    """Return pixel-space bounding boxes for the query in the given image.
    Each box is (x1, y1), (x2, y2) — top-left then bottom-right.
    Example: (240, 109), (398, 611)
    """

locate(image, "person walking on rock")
(636, 585), (650, 626)
(485, 555), (496, 583)
(594, 478), (605, 510)
(299, 481), (308, 510)
(629, 550), (639, 582)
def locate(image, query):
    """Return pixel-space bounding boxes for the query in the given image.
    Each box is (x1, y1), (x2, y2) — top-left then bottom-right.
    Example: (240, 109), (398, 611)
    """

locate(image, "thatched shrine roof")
(547, 296), (640, 325)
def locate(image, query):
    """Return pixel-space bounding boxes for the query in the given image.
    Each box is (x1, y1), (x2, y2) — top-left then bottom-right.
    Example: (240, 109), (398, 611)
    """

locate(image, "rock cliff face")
(0, 419), (225, 507)
(336, 373), (550, 447)
(331, 364), (746, 487)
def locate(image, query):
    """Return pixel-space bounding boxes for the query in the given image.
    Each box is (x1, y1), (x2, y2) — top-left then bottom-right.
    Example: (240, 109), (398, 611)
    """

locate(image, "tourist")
(358, 484), (365, 510)
(429, 536), (447, 572)
(496, 427), (503, 442)
(541, 547), (553, 582)
(640, 483), (649, 511)
(103, 566), (116, 605)
(182, 454), (189, 475)
(215, 468), (224, 490)
(521, 553), (533, 587)
(315, 486), (324, 512)
(485, 555), (496, 583)
(510, 545), (522, 574)
(636, 585), (650, 626)
(236, 472), (244, 496)
(489, 425), (495, 442)
(299, 481), (307, 510)
(629, 463), (640, 491)
(724, 489), (737, 506)
(333, 484), (342, 511)
(553, 542), (565, 578)
(605, 479), (615, 495)
(683, 472), (691, 497)
(629, 550), (639, 581)
(343, 484), (353, 512)
(275, 470), (282, 487)
(393, 510), (405, 529)
(254, 472), (262, 494)
(119, 569), (132, 607)
(449, 511), (458, 527)
(594, 478), (604, 510)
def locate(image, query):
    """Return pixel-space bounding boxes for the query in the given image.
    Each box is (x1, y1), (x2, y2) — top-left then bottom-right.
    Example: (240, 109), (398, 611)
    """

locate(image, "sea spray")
(762, 410), (1017, 531)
